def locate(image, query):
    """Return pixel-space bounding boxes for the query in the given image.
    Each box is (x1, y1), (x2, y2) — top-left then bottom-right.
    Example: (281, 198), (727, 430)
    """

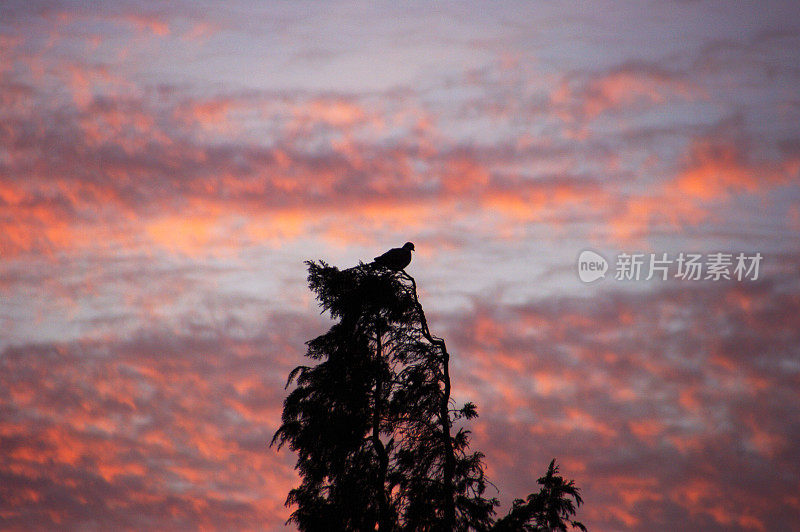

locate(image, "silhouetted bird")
(373, 242), (414, 270)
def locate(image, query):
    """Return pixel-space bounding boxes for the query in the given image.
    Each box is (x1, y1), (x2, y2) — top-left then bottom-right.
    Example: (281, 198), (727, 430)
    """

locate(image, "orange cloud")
(552, 65), (698, 121)
(674, 140), (794, 200)
(583, 70), (695, 119)
(123, 14), (170, 37)
(609, 138), (799, 243)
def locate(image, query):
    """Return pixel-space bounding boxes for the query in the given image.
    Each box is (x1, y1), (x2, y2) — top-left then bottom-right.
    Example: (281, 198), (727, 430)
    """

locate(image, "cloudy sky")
(2, 1), (799, 530)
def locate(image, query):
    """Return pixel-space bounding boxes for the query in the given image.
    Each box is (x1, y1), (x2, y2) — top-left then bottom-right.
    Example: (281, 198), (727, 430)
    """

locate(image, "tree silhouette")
(492, 460), (586, 532)
(272, 261), (585, 531)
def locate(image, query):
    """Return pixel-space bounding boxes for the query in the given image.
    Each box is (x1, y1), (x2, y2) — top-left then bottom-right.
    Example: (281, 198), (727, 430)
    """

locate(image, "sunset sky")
(2, 1), (800, 530)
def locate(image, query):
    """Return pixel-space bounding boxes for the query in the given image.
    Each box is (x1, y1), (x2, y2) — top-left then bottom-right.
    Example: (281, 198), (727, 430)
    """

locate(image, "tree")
(492, 460), (586, 532)
(272, 261), (585, 531)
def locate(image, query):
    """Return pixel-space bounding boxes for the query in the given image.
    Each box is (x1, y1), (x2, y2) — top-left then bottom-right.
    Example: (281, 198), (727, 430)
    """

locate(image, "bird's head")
(403, 242), (415, 251)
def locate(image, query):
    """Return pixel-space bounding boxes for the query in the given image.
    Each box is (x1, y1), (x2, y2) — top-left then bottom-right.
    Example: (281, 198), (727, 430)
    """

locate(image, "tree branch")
(400, 270), (456, 527)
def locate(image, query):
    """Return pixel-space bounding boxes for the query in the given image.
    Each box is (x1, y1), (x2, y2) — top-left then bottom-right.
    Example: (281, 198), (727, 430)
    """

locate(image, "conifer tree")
(272, 261), (585, 531)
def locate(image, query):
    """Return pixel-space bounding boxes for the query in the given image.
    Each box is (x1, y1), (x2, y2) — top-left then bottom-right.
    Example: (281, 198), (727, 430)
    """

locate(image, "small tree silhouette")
(492, 460), (586, 532)
(272, 261), (585, 531)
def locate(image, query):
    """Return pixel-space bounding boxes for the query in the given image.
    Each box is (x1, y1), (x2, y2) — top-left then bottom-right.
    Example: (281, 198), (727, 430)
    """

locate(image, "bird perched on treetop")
(373, 242), (415, 270)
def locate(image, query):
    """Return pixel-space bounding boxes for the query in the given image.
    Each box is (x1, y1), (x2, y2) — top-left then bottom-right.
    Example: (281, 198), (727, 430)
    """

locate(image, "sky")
(1, 0), (799, 530)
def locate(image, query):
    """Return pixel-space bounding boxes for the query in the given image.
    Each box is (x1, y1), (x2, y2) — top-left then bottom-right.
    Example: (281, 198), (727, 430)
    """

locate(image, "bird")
(373, 242), (415, 271)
